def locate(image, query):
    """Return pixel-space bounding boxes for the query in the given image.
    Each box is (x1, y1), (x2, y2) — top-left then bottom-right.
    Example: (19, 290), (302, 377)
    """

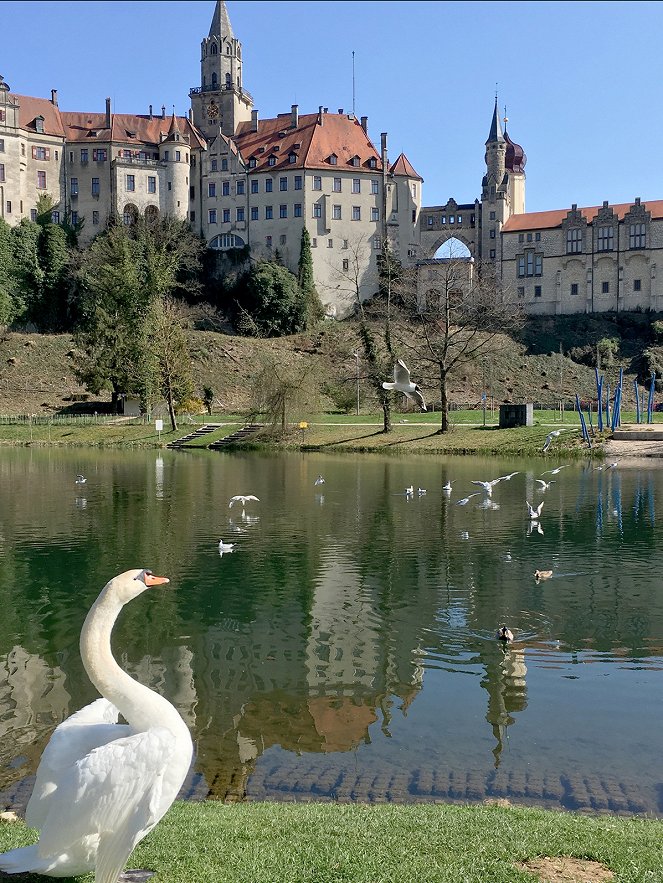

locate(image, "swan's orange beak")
(145, 574), (170, 587)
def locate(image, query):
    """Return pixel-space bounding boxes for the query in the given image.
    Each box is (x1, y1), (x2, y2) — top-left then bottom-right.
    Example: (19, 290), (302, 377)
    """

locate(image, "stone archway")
(433, 236), (472, 260)
(419, 200), (479, 261)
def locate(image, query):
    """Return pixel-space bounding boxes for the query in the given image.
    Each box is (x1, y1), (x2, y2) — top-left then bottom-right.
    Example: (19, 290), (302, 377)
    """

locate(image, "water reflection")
(0, 450), (662, 815)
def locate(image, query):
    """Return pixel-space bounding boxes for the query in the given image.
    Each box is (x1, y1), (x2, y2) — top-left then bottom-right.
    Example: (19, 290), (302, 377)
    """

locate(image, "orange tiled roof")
(390, 152), (422, 181)
(61, 111), (206, 149)
(234, 111), (381, 172)
(502, 200), (663, 232)
(15, 94), (65, 137)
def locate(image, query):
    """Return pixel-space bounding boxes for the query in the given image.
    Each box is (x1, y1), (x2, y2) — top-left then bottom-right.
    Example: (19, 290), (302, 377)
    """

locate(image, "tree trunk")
(167, 391), (178, 433)
(439, 365), (449, 433)
(380, 390), (392, 433)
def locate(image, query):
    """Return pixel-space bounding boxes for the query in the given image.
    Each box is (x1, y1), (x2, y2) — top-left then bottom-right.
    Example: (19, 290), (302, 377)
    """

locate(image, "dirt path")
(604, 438), (663, 462)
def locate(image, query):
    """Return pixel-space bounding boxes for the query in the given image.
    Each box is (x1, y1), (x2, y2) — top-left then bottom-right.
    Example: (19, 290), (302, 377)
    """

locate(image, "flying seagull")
(497, 472), (520, 481)
(228, 495), (260, 509)
(471, 478), (502, 496)
(457, 493), (480, 506)
(541, 465), (569, 476)
(526, 500), (545, 520)
(542, 429), (567, 452)
(535, 479), (556, 492)
(382, 359), (427, 411)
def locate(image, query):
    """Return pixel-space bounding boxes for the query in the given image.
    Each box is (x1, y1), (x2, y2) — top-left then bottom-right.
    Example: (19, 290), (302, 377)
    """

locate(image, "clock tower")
(190, 1), (253, 140)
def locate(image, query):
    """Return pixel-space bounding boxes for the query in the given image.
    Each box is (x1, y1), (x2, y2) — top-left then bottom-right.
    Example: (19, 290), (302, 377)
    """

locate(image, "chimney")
(635, 197), (641, 205)
(381, 132), (388, 175)
(50, 89), (58, 107)
(338, 108), (343, 115)
(149, 104), (153, 119)
(105, 97), (111, 129)
(360, 115), (368, 133)
(318, 105), (324, 126)
(251, 109), (259, 132)
(323, 107), (328, 113)
(291, 104), (298, 128)
(161, 105), (166, 119)
(188, 108), (193, 122)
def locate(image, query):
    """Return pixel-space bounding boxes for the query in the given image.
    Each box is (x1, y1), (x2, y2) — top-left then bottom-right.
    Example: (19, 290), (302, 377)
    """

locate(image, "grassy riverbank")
(1, 801), (662, 882)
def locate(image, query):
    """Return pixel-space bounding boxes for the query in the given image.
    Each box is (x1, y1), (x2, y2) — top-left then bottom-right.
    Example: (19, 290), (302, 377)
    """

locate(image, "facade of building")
(1, 2), (661, 317)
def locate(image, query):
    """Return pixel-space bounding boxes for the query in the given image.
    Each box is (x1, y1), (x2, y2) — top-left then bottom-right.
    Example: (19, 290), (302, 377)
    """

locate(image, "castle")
(1, 1), (662, 318)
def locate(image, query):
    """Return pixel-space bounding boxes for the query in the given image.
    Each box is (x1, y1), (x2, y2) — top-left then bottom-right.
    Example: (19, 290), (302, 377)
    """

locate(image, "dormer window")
(248, 157), (257, 168)
(368, 157), (377, 169)
(258, 146), (265, 153)
(350, 155), (360, 167)
(328, 154), (338, 165)
(288, 153), (297, 164)
(127, 131), (136, 139)
(273, 145), (280, 152)
(88, 130), (98, 138)
(34, 116), (44, 134)
(267, 155), (276, 166)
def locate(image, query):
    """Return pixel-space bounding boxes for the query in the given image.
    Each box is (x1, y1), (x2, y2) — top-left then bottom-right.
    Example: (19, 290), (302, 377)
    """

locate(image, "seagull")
(417, 487), (427, 496)
(497, 471), (520, 482)
(535, 479), (556, 492)
(471, 478), (502, 496)
(542, 429), (566, 452)
(541, 465), (569, 476)
(526, 500), (544, 520)
(595, 461), (619, 471)
(534, 569), (553, 581)
(218, 540), (236, 556)
(75, 474), (87, 485)
(405, 485), (414, 497)
(314, 475), (325, 486)
(442, 480), (452, 492)
(228, 494), (260, 510)
(496, 625), (514, 642)
(457, 493), (480, 505)
(382, 359), (427, 411)
(460, 531), (470, 540)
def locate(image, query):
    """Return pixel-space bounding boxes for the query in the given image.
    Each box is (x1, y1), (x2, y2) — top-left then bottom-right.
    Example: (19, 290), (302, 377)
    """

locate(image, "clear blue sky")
(3, 1), (663, 214)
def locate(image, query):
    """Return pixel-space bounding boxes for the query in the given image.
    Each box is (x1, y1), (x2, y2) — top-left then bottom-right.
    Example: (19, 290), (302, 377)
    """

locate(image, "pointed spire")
(486, 96), (504, 144)
(209, 1), (233, 38)
(167, 112), (181, 136)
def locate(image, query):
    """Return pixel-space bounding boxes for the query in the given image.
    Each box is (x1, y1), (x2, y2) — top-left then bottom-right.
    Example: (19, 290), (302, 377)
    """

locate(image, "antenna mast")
(352, 50), (356, 114)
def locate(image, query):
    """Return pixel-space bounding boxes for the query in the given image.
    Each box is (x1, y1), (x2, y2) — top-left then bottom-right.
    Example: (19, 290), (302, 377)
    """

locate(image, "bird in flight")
(457, 493), (480, 506)
(542, 429), (566, 452)
(497, 472), (520, 481)
(541, 465), (569, 476)
(535, 479), (555, 491)
(471, 478), (502, 496)
(228, 495), (260, 510)
(382, 359), (427, 411)
(526, 500), (545, 520)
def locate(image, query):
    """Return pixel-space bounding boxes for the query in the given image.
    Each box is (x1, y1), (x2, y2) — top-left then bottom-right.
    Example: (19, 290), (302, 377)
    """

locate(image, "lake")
(0, 447), (661, 816)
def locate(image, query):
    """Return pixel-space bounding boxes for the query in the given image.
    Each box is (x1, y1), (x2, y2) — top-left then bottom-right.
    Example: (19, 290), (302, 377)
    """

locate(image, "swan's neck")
(80, 588), (187, 739)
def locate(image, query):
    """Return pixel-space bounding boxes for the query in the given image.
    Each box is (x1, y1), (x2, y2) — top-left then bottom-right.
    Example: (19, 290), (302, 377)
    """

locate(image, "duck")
(0, 569), (193, 882)
(534, 569), (553, 581)
(496, 625), (514, 642)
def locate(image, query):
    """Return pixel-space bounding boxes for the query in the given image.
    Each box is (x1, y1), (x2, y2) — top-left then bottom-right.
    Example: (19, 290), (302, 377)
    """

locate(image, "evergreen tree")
(232, 260), (306, 337)
(297, 225), (324, 326)
(10, 220), (43, 325)
(37, 222), (71, 331)
(0, 219), (14, 325)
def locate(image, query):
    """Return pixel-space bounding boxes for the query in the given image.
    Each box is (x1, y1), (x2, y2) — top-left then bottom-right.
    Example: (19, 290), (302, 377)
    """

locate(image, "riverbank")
(1, 800), (661, 882)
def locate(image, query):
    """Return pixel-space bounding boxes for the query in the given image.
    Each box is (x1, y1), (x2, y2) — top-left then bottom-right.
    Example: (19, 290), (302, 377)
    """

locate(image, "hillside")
(0, 314), (655, 418)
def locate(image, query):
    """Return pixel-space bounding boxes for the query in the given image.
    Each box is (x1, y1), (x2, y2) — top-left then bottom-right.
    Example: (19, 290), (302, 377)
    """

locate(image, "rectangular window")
(236, 180), (245, 195)
(92, 210), (99, 225)
(449, 215), (455, 224)
(208, 182), (216, 197)
(333, 204), (342, 220)
(211, 159), (218, 172)
(518, 256), (526, 277)
(32, 146), (50, 160)
(566, 227), (583, 253)
(71, 211), (78, 225)
(458, 215), (462, 224)
(251, 179), (259, 194)
(148, 176), (156, 193)
(489, 248), (496, 259)
(518, 233), (524, 243)
(279, 204), (287, 218)
(527, 232), (533, 242)
(371, 207), (379, 222)
(517, 286), (524, 298)
(328, 238), (333, 248)
(223, 209), (230, 223)
(175, 150), (181, 162)
(535, 232), (541, 241)
(597, 226), (613, 251)
(352, 178), (361, 194)
(237, 207), (245, 222)
(221, 159), (228, 171)
(222, 181), (230, 196)
(81, 148), (89, 163)
(168, 182), (171, 190)
(280, 234), (287, 245)
(602, 281), (610, 293)
(0, 140), (5, 153)
(164, 151), (169, 161)
(126, 174), (135, 192)
(265, 205), (273, 219)
(5, 201), (11, 214)
(30, 209), (37, 222)
(371, 179), (379, 195)
(343, 259), (349, 271)
(265, 235), (272, 248)
(489, 228), (496, 239)
(265, 178), (273, 193)
(294, 175), (302, 190)
(209, 209), (217, 224)
(352, 206), (361, 221)
(311, 237), (317, 247)
(313, 175), (322, 191)
(343, 239), (348, 249)
(70, 177), (78, 195)
(571, 283), (579, 295)
(634, 278), (642, 292)
(534, 285), (542, 297)
(92, 149), (107, 161)
(190, 210), (195, 222)
(629, 223), (646, 249)
(312, 203), (322, 218)
(0, 164), (5, 182)
(333, 177), (342, 192)
(51, 210), (59, 223)
(489, 211), (496, 220)
(279, 177), (288, 191)
(441, 216), (446, 224)
(294, 203), (302, 218)
(91, 177), (100, 196)
(534, 254), (542, 276)
(37, 170), (47, 189)
(251, 206), (258, 220)
(411, 183), (417, 198)
(373, 235), (382, 250)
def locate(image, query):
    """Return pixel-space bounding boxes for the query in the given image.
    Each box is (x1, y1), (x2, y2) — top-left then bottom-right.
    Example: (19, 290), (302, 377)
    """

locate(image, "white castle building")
(1, 1), (662, 318)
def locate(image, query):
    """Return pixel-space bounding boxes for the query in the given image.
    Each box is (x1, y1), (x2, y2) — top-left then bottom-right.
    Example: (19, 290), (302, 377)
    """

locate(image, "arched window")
(209, 233), (245, 250)
(145, 205), (159, 223)
(211, 72), (218, 88)
(210, 42), (218, 55)
(226, 44), (231, 55)
(122, 204), (138, 226)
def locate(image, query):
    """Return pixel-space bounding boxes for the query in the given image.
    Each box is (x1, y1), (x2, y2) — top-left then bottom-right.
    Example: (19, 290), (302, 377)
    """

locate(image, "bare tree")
(249, 353), (320, 437)
(398, 249), (523, 432)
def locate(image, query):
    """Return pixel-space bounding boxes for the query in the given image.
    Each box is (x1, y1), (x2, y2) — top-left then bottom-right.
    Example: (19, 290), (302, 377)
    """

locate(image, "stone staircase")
(166, 422), (223, 449)
(209, 423), (264, 449)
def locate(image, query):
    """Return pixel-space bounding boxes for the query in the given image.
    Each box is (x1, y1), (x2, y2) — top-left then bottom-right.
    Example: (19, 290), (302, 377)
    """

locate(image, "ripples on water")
(0, 450), (662, 815)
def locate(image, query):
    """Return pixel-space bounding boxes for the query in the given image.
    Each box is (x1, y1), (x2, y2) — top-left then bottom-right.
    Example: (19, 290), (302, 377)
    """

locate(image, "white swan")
(0, 569), (193, 883)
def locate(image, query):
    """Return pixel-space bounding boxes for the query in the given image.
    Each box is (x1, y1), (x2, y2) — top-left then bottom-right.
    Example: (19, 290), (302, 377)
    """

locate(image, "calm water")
(0, 447), (662, 815)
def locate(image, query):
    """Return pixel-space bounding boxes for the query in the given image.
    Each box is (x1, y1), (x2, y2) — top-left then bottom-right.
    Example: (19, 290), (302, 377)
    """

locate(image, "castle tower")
(158, 113), (190, 220)
(190, 1), (252, 140)
(480, 98), (509, 266)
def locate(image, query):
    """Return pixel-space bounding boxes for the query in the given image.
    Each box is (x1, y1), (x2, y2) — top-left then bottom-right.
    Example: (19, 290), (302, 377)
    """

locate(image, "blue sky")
(3, 1), (663, 214)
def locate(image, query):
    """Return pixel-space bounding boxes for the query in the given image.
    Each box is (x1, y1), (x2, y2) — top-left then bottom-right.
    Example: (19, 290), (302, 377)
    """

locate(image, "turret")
(159, 114), (190, 220)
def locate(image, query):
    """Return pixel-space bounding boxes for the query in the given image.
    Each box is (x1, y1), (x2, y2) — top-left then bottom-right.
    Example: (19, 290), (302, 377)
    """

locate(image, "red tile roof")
(390, 152), (422, 181)
(502, 200), (663, 232)
(234, 111), (382, 172)
(15, 94), (65, 137)
(61, 111), (205, 149)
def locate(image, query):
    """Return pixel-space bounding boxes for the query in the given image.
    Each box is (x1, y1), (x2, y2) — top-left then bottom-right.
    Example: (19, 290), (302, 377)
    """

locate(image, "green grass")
(1, 801), (662, 882)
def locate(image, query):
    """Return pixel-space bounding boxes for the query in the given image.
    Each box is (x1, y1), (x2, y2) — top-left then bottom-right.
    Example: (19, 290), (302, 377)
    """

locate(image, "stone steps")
(166, 422), (223, 449)
(209, 423), (264, 449)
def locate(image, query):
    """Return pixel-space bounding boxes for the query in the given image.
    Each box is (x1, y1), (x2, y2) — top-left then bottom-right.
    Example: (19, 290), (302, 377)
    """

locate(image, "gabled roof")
(15, 94), (65, 137)
(234, 111), (382, 173)
(61, 111), (206, 149)
(390, 152), (422, 181)
(502, 199), (663, 233)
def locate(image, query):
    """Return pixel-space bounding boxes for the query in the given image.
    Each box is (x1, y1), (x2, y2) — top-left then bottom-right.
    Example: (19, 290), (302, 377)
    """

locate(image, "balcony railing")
(112, 156), (162, 168)
(189, 84), (253, 102)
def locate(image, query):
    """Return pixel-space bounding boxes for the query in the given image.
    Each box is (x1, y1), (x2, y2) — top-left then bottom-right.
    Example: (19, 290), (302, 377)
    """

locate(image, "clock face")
(207, 103), (219, 120)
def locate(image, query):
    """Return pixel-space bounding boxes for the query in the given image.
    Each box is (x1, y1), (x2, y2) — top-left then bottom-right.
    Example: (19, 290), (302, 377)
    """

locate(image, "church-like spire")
(486, 96), (504, 144)
(209, 1), (233, 39)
